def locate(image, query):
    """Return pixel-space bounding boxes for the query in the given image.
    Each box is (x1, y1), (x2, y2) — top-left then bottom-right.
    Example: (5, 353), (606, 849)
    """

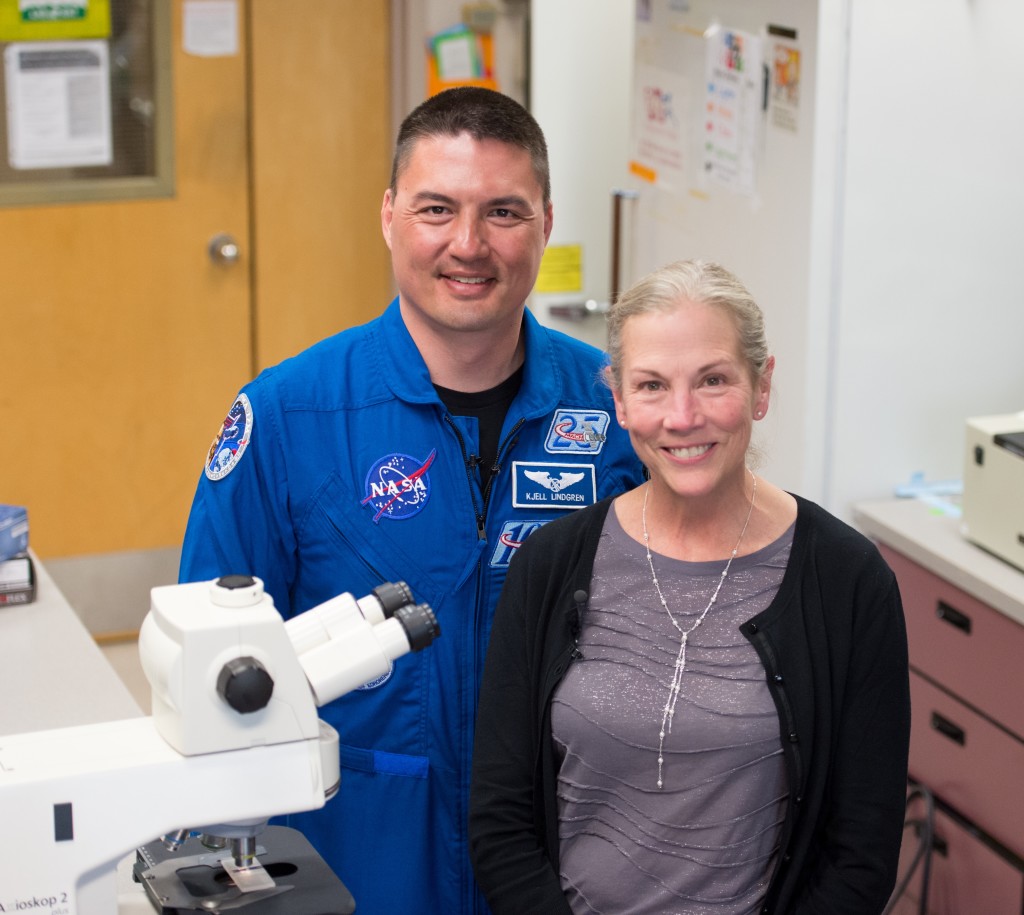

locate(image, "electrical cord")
(881, 784), (936, 915)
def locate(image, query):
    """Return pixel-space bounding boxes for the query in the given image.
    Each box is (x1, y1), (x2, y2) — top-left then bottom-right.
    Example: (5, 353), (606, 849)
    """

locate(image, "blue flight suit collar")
(376, 297), (568, 420)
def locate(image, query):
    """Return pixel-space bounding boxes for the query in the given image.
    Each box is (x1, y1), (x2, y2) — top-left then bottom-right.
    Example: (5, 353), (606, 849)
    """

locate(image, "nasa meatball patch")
(204, 394), (253, 481)
(360, 449), (436, 523)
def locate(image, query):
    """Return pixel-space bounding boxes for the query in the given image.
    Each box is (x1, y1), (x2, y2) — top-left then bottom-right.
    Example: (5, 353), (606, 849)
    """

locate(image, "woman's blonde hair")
(606, 260), (770, 391)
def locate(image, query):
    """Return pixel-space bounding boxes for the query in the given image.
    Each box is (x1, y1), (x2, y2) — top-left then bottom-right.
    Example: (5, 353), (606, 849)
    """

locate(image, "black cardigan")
(469, 495), (910, 914)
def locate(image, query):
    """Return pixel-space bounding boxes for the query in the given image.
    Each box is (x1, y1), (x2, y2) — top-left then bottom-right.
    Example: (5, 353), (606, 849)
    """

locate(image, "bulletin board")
(0, 0), (172, 206)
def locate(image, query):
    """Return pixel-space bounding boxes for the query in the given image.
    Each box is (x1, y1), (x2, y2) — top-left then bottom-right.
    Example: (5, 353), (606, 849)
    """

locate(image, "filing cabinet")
(855, 500), (1024, 914)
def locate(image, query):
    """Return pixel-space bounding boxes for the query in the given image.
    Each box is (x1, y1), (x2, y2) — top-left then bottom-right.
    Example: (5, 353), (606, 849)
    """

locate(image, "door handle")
(548, 299), (609, 322)
(208, 233), (241, 265)
(610, 189), (638, 304)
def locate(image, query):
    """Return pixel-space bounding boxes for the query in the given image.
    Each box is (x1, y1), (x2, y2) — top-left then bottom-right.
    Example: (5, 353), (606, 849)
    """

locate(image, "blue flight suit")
(179, 299), (643, 913)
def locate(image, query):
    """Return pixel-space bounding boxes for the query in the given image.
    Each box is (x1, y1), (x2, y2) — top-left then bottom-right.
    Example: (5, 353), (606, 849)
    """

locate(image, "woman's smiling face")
(611, 298), (772, 503)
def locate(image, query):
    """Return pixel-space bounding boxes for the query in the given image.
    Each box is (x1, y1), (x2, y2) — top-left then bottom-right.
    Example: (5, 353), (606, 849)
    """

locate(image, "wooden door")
(0, 0), (392, 560)
(248, 0), (393, 371)
(1, 1), (252, 559)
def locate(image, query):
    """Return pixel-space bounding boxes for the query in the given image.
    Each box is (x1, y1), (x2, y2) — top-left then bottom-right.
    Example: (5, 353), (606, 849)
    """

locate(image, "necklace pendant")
(641, 472), (758, 793)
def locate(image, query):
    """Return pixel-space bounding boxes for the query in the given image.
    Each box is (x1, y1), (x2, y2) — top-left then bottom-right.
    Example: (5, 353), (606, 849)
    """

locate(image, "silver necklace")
(641, 470), (757, 789)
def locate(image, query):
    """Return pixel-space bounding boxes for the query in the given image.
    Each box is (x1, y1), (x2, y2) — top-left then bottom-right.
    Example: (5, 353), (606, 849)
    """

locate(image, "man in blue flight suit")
(179, 86), (644, 914)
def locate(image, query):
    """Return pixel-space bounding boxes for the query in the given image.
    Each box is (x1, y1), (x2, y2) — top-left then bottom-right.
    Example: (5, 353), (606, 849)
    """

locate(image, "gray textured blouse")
(551, 509), (794, 914)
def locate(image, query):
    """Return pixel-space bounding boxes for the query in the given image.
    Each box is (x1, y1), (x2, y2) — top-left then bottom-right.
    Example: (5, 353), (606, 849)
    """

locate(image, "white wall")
(621, 0), (826, 501)
(393, 0), (636, 351)
(830, 0), (1024, 511)
(529, 0), (637, 350)
(529, 0), (1024, 519)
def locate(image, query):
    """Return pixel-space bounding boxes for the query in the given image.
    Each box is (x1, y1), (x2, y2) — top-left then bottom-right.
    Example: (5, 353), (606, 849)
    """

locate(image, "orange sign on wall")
(427, 26), (497, 97)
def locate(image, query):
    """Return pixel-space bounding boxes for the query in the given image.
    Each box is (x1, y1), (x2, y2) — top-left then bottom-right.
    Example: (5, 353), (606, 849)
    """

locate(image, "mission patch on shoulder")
(205, 393), (253, 481)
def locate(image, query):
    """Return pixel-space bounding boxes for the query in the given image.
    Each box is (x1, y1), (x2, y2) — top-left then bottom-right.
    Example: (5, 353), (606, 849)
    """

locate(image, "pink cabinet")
(855, 500), (1024, 915)
(894, 797), (1024, 915)
(881, 546), (1024, 737)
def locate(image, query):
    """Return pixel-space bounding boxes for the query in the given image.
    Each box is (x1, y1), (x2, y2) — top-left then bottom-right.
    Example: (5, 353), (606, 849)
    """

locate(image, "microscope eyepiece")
(393, 603), (440, 652)
(371, 580), (415, 618)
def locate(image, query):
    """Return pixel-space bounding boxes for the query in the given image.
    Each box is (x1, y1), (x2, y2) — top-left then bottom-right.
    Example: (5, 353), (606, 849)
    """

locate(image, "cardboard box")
(0, 554), (35, 606)
(0, 504), (29, 562)
(962, 413), (1024, 572)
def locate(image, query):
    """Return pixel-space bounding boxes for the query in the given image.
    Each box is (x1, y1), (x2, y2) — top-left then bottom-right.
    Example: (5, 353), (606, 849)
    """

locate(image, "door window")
(0, 0), (171, 206)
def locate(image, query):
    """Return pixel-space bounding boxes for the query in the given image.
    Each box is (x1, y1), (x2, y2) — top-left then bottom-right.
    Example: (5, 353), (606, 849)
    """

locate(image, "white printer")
(961, 411), (1024, 572)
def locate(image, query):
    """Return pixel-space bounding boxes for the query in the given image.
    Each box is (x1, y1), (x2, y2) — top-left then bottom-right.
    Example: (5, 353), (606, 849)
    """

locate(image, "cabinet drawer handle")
(931, 712), (966, 746)
(936, 600), (972, 634)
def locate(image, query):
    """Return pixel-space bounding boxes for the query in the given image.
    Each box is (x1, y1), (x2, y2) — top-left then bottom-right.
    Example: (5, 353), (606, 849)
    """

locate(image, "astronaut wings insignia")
(513, 461), (596, 509)
(524, 469), (586, 492)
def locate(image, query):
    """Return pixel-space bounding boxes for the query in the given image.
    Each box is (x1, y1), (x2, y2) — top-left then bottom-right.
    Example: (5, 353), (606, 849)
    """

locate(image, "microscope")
(0, 574), (439, 914)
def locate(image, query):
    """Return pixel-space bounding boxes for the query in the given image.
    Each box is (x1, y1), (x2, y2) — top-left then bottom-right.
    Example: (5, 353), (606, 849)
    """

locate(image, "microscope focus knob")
(217, 656), (274, 714)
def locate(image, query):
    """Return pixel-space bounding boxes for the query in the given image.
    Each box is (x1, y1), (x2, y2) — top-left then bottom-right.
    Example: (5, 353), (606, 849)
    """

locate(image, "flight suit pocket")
(302, 470), (445, 612)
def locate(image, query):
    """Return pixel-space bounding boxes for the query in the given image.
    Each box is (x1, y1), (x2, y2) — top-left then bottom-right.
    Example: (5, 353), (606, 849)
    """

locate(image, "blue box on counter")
(0, 554), (35, 606)
(0, 505), (29, 561)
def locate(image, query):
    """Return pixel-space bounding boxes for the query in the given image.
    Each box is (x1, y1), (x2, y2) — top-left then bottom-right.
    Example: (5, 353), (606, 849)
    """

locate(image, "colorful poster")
(771, 42), (801, 132)
(426, 23), (497, 96)
(702, 25), (763, 195)
(629, 64), (690, 191)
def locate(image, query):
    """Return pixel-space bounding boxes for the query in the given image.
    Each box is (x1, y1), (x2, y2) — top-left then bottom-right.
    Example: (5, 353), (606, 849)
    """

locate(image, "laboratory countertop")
(854, 498), (1024, 627)
(0, 551), (143, 737)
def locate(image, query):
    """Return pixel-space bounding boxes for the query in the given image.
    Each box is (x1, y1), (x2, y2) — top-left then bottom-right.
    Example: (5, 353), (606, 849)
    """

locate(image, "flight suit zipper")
(443, 414), (524, 539)
(443, 411), (524, 915)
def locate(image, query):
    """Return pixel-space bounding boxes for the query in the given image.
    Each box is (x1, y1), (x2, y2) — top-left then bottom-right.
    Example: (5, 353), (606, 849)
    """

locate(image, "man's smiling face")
(381, 132), (553, 341)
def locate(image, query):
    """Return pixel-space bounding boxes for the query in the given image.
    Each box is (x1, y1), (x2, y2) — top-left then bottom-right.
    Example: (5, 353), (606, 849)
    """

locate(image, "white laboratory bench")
(854, 498), (1024, 915)
(855, 498), (1024, 626)
(0, 551), (142, 737)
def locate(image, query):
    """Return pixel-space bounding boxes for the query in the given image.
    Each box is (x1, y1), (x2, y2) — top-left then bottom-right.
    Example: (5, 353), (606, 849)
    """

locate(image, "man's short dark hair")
(390, 87), (550, 205)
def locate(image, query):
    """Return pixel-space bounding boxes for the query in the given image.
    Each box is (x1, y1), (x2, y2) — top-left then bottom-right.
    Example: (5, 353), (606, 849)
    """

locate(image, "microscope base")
(132, 826), (355, 914)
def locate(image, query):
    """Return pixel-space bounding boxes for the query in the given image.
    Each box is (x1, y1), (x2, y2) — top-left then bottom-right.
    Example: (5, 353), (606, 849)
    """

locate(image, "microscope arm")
(0, 575), (438, 915)
(0, 716), (325, 912)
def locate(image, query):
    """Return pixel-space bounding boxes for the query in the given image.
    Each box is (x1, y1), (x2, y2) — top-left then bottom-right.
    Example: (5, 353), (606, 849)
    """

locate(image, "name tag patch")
(512, 462), (596, 510)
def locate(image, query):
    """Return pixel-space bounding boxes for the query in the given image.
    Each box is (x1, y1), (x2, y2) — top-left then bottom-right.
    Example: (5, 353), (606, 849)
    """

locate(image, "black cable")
(915, 785), (935, 915)
(881, 785), (935, 915)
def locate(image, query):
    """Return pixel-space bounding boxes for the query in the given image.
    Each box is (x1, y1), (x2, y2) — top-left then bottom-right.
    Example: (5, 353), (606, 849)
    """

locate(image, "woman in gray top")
(469, 260), (910, 914)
